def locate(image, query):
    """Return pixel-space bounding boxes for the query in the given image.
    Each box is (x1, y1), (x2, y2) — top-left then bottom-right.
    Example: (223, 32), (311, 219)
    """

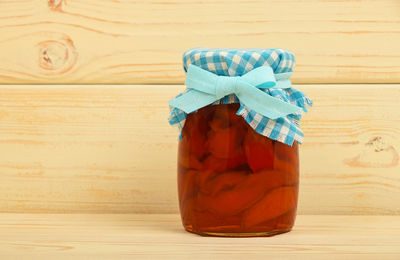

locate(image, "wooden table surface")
(1, 214), (399, 259)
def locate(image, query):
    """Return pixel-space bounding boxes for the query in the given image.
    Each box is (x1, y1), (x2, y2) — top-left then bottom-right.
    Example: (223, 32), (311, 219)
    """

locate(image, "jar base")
(184, 226), (292, 237)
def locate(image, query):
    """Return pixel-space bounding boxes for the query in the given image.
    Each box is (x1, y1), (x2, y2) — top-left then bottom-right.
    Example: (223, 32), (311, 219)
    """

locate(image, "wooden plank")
(0, 214), (399, 259)
(0, 84), (399, 214)
(0, 0), (399, 84)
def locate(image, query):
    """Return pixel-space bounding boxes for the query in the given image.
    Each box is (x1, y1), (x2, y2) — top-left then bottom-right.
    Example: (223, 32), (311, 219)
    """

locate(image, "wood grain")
(0, 84), (399, 214)
(0, 0), (399, 84)
(0, 214), (399, 259)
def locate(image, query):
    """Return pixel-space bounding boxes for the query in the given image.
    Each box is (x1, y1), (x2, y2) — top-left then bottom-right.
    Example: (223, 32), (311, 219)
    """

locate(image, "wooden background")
(0, 0), (399, 215)
(0, 0), (399, 84)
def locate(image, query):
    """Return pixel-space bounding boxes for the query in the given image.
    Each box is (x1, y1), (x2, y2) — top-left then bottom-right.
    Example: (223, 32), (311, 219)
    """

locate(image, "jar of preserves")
(169, 48), (312, 237)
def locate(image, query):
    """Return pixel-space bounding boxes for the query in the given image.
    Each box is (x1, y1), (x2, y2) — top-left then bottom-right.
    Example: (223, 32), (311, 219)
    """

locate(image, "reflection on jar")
(177, 103), (299, 237)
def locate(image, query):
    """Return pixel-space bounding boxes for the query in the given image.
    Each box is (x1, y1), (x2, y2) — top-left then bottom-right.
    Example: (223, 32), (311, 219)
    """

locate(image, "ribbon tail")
(272, 72), (293, 89)
(169, 89), (217, 114)
(273, 79), (292, 89)
(236, 82), (302, 119)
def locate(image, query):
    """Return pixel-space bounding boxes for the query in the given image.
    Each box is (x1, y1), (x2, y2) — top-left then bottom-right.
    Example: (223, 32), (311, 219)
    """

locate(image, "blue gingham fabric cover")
(168, 48), (313, 146)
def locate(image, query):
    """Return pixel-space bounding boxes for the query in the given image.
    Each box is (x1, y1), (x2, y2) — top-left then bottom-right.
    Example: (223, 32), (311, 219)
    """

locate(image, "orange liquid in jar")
(178, 103), (299, 237)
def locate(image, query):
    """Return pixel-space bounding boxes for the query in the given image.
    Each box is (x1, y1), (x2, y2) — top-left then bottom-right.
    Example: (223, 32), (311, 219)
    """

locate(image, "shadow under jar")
(178, 103), (299, 237)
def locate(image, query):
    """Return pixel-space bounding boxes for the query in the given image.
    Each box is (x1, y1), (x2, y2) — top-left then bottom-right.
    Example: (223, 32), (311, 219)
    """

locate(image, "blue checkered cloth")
(169, 48), (312, 146)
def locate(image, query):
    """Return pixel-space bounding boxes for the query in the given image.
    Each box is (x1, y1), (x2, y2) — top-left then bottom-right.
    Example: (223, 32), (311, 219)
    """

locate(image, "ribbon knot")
(215, 76), (238, 99)
(169, 64), (302, 119)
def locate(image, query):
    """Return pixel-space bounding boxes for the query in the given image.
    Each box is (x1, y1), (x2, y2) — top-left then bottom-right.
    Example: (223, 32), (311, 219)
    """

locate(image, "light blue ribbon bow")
(169, 64), (302, 119)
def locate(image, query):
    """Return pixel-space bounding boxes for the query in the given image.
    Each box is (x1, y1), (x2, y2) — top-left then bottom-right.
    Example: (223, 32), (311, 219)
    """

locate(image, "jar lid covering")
(169, 48), (312, 146)
(183, 48), (295, 76)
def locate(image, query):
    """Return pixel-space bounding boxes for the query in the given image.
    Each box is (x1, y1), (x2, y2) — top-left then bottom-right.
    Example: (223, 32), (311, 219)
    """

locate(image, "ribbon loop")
(169, 64), (302, 119)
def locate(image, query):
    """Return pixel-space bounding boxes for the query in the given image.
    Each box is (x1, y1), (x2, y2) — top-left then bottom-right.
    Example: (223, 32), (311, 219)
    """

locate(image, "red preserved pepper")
(202, 152), (247, 172)
(178, 104), (299, 236)
(244, 127), (275, 172)
(200, 170), (248, 196)
(242, 186), (297, 228)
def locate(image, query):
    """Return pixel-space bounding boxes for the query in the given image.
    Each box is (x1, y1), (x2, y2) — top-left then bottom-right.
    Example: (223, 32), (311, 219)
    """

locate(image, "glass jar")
(177, 103), (299, 237)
